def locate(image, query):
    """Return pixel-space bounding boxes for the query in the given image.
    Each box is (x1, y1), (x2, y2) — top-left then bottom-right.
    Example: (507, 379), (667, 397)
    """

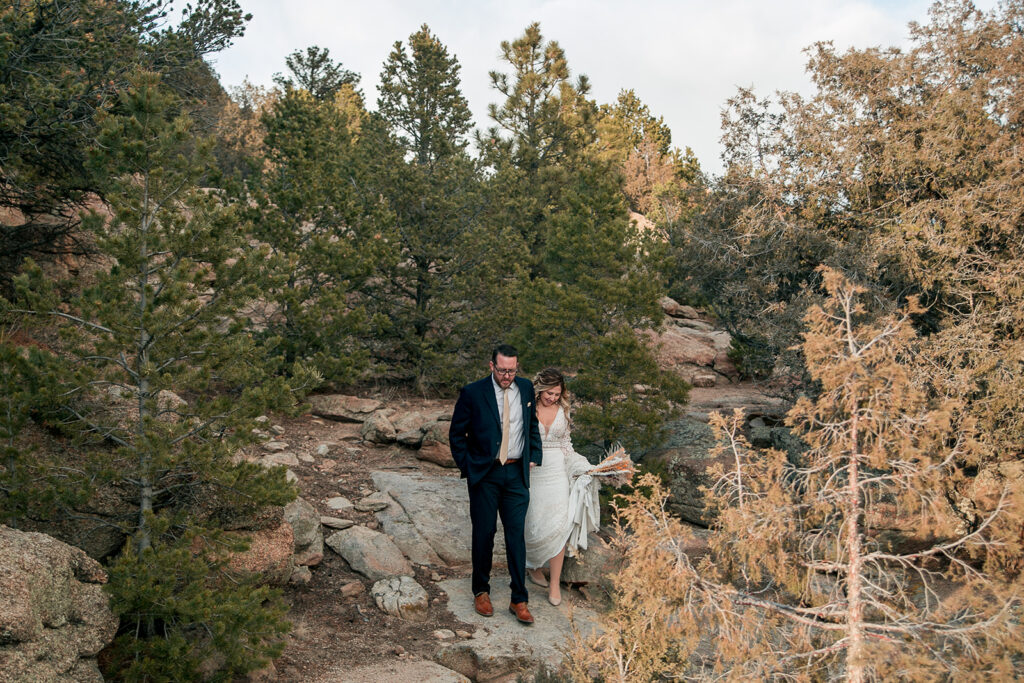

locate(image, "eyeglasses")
(494, 368), (518, 376)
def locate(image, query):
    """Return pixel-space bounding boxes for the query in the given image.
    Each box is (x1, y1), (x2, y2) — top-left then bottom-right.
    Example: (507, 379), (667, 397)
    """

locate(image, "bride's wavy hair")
(532, 367), (571, 413)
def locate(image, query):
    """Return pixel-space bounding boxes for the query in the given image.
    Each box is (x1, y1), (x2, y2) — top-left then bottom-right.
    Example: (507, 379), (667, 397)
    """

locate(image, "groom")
(449, 344), (543, 624)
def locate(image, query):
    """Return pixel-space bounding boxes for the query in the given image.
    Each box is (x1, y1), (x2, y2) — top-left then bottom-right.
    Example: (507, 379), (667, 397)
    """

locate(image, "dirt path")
(264, 411), (471, 680)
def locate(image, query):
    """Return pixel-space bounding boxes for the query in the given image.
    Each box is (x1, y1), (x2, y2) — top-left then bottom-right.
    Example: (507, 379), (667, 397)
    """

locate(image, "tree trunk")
(845, 411), (865, 683)
(135, 178), (154, 556)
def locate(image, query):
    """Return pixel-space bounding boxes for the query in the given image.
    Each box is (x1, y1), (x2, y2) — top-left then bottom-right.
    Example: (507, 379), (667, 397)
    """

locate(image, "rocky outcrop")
(416, 422), (455, 468)
(260, 450), (299, 468)
(651, 386), (792, 526)
(433, 577), (603, 681)
(659, 296), (700, 320)
(376, 405), (457, 466)
(684, 384), (789, 424)
(320, 516), (354, 530)
(373, 490), (445, 566)
(325, 496), (354, 513)
(391, 408), (451, 438)
(561, 534), (622, 588)
(105, 385), (189, 428)
(19, 485), (132, 561)
(649, 417), (724, 526)
(354, 492), (391, 512)
(0, 526), (118, 682)
(644, 296), (740, 386)
(969, 459), (1024, 518)
(311, 398), (456, 463)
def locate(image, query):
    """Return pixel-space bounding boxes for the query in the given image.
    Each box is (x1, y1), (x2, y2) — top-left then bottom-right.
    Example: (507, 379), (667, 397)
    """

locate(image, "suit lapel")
(516, 377), (531, 437)
(483, 377), (500, 426)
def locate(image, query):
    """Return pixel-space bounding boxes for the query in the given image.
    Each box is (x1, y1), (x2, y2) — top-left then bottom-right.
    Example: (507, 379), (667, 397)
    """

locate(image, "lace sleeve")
(560, 409), (594, 479)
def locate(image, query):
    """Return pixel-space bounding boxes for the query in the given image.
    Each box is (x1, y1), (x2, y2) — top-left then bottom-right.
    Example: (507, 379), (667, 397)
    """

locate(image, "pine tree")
(505, 161), (687, 449)
(378, 25), (472, 165)
(595, 89), (703, 220)
(8, 73), (304, 680)
(247, 84), (393, 384)
(668, 0), (1024, 530)
(483, 22), (594, 173)
(572, 268), (1023, 680)
(213, 78), (280, 183)
(595, 89), (674, 164)
(273, 45), (359, 101)
(0, 325), (59, 527)
(479, 22), (597, 262)
(0, 0), (250, 291)
(479, 23), (687, 448)
(368, 25), (506, 388)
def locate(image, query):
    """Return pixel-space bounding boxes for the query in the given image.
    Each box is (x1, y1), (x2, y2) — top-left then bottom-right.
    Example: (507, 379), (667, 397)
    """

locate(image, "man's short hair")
(492, 344), (519, 364)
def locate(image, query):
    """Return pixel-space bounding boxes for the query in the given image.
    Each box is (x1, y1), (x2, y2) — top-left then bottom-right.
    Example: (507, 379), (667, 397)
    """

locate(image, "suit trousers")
(468, 459), (530, 604)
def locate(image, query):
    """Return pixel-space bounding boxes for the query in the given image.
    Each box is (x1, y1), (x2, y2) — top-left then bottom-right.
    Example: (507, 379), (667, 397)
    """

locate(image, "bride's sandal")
(527, 569), (549, 587)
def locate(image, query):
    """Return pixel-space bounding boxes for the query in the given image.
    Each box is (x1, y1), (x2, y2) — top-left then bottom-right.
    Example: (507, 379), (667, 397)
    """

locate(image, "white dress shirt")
(492, 376), (524, 462)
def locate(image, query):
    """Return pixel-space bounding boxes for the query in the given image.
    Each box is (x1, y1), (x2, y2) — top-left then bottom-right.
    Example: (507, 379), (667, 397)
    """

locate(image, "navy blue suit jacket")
(449, 375), (543, 488)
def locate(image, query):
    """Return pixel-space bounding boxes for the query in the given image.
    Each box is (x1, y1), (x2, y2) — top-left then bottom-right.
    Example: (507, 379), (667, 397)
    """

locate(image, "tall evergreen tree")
(273, 45), (359, 101)
(247, 85), (392, 384)
(595, 89), (703, 220)
(378, 25), (472, 164)
(596, 89), (674, 163)
(482, 22), (593, 173)
(480, 24), (687, 448)
(0, 0), (250, 292)
(501, 160), (688, 449)
(369, 25), (507, 388)
(0, 324), (59, 527)
(478, 22), (598, 262)
(6, 73), (302, 680)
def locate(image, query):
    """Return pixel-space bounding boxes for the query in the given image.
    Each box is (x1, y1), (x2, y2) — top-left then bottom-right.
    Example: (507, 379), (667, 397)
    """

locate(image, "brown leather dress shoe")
(508, 601), (534, 624)
(474, 592), (493, 617)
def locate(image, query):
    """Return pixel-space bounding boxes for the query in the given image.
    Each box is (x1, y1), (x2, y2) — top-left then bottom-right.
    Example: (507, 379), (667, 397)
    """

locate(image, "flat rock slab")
(686, 383), (789, 421)
(434, 576), (603, 681)
(325, 526), (413, 581)
(320, 516), (354, 530)
(374, 491), (444, 566)
(309, 395), (383, 423)
(371, 471), (506, 567)
(326, 496), (353, 512)
(313, 659), (470, 682)
(260, 451), (299, 468)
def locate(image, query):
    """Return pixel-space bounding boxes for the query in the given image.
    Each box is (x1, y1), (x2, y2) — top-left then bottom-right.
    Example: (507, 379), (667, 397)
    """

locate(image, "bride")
(524, 368), (601, 606)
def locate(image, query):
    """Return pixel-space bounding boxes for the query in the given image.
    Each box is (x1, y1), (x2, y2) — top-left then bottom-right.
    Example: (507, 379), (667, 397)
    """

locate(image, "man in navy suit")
(449, 344), (543, 624)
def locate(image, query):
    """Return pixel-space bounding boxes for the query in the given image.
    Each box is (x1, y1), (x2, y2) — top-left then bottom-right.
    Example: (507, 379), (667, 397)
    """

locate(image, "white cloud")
(210, 0), (997, 175)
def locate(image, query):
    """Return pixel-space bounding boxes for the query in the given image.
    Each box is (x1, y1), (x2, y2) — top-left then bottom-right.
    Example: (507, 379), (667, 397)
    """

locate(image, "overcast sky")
(209, 0), (997, 176)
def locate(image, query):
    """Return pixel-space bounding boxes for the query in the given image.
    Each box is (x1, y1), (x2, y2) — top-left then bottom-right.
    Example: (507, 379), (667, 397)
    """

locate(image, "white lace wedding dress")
(524, 407), (601, 569)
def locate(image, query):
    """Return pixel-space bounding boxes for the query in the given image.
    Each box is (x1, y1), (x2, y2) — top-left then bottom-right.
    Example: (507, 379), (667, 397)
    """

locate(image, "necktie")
(499, 388), (510, 464)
